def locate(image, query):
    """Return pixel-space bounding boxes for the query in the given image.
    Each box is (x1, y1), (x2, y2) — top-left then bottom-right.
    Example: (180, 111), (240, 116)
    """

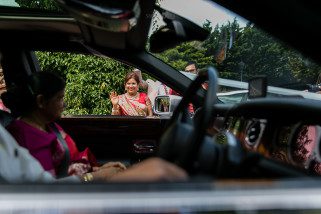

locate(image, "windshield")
(149, 0), (321, 104)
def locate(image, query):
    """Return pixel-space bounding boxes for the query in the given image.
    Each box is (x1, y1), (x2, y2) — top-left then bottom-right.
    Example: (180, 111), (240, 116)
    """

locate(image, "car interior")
(1, 0), (321, 213)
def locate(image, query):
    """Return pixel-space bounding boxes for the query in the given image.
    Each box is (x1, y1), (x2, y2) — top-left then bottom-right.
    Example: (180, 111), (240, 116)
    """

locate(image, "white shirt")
(146, 79), (171, 107)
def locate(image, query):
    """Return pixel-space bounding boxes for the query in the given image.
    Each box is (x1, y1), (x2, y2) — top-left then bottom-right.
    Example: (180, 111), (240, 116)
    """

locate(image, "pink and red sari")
(118, 92), (151, 116)
(6, 120), (97, 177)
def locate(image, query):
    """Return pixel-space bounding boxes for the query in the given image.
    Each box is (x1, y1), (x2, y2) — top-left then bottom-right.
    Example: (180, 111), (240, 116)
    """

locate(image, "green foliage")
(36, 52), (130, 115)
(15, 0), (61, 11)
(217, 24), (321, 87)
(157, 41), (213, 71)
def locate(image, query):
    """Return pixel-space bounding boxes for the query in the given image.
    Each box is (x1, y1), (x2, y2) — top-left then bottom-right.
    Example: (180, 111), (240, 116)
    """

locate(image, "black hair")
(185, 61), (198, 69)
(2, 72), (65, 117)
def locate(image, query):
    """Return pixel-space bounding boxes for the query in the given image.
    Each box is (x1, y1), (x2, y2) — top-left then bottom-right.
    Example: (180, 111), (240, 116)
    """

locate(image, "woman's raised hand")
(109, 91), (119, 106)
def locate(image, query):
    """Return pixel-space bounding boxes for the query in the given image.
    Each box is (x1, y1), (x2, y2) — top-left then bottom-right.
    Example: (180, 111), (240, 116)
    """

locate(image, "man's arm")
(109, 158), (188, 182)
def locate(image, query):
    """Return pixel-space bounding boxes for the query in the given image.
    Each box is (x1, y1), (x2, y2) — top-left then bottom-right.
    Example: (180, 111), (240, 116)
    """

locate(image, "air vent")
(245, 120), (263, 146)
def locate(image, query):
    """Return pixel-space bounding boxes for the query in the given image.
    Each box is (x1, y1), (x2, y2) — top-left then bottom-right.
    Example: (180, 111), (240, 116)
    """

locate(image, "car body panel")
(58, 116), (167, 162)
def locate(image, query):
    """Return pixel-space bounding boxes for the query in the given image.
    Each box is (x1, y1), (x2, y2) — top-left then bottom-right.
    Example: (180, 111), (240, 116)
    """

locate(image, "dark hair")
(124, 71), (140, 85)
(185, 61), (198, 70)
(2, 72), (65, 117)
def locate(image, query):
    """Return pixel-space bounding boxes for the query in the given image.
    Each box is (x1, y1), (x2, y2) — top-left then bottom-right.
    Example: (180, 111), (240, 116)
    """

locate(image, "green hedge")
(36, 52), (132, 115)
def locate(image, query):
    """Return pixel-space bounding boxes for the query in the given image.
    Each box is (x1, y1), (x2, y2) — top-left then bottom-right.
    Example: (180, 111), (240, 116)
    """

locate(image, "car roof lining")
(0, 15), (84, 50)
(0, 0), (155, 51)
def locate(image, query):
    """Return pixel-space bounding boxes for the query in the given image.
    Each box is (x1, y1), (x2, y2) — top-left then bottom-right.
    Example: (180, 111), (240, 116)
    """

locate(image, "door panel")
(58, 116), (168, 163)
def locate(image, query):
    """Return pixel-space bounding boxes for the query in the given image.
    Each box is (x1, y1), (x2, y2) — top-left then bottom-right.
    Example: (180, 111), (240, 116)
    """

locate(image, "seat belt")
(49, 123), (70, 178)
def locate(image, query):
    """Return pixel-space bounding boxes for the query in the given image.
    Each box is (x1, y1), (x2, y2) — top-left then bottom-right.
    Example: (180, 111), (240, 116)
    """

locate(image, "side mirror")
(153, 95), (182, 116)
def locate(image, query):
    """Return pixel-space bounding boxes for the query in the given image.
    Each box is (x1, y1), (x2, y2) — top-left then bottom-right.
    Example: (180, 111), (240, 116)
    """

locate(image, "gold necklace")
(126, 92), (139, 100)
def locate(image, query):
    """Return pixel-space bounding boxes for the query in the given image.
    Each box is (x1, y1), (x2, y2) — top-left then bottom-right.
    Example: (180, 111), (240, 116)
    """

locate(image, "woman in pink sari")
(110, 71), (153, 116)
(5, 72), (125, 179)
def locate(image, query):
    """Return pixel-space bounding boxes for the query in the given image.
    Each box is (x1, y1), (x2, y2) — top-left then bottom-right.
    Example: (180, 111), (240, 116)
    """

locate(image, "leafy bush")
(36, 52), (131, 115)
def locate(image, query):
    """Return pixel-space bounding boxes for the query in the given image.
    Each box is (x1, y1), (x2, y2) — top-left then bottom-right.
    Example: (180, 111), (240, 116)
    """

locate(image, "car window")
(35, 51), (154, 116)
(148, 0), (321, 104)
(217, 90), (247, 104)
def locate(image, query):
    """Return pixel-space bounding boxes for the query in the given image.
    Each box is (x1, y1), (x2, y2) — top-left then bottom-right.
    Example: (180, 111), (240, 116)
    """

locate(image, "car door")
(38, 51), (172, 164)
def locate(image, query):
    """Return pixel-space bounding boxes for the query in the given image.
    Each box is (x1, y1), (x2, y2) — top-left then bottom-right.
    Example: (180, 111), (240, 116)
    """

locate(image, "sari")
(6, 120), (97, 178)
(118, 92), (151, 116)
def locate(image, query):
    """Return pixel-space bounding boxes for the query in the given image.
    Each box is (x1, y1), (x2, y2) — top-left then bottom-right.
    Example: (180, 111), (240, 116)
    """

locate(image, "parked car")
(217, 90), (248, 104)
(1, 0), (321, 213)
(154, 72), (321, 113)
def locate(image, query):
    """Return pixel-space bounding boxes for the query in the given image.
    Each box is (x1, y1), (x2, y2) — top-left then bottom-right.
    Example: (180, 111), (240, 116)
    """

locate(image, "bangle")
(82, 172), (94, 182)
(112, 105), (120, 112)
(112, 109), (120, 114)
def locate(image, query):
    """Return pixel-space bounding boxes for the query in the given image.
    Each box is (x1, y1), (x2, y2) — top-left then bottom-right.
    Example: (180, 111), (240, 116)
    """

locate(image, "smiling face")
(125, 78), (139, 96)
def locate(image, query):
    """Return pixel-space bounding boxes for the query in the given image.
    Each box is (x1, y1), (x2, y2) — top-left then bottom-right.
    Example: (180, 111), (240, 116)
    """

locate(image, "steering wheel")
(158, 67), (218, 171)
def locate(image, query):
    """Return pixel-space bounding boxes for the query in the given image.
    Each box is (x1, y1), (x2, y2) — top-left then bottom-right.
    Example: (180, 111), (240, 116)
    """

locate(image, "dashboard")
(226, 117), (321, 175)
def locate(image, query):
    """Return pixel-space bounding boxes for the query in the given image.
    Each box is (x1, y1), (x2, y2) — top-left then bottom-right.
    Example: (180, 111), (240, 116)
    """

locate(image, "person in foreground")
(5, 72), (125, 179)
(0, 123), (187, 183)
(109, 71), (153, 116)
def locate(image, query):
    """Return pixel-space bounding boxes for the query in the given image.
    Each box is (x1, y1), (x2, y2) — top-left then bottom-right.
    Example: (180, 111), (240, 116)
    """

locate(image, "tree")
(202, 20), (321, 88)
(157, 41), (213, 71)
(15, 0), (61, 11)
